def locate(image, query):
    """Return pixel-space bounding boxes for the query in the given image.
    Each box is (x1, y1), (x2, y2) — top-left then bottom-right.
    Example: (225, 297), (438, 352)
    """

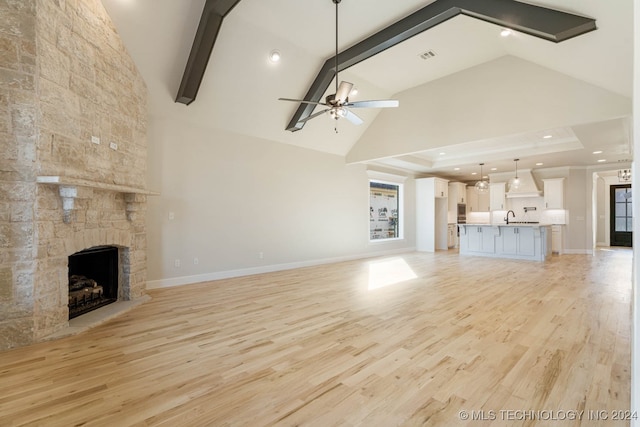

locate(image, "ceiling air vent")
(419, 50), (436, 60)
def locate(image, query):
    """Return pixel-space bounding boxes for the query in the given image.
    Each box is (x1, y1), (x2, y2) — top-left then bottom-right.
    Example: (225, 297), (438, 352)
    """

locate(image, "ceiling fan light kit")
(278, 0), (398, 131)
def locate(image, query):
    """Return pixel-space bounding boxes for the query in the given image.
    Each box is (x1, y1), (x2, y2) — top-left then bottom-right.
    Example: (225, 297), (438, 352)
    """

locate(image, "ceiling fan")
(278, 0), (399, 131)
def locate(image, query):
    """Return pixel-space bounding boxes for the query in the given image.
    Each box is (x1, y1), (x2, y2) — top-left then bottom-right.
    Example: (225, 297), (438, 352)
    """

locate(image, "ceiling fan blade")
(279, 98), (328, 106)
(335, 81), (354, 104)
(297, 109), (329, 124)
(343, 109), (363, 125)
(346, 99), (399, 109)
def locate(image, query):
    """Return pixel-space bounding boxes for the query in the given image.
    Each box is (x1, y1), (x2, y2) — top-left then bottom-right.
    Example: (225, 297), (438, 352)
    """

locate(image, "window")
(370, 181), (402, 240)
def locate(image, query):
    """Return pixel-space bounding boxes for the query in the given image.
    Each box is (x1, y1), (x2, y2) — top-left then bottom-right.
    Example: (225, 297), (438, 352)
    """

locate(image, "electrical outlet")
(259, 252), (264, 259)
(91, 136), (100, 144)
(174, 259), (181, 268)
(168, 212), (175, 220)
(109, 142), (118, 150)
(193, 258), (199, 265)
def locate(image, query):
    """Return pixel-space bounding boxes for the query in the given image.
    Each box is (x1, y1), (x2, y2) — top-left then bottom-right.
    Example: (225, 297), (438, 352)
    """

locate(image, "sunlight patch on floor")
(367, 257), (417, 290)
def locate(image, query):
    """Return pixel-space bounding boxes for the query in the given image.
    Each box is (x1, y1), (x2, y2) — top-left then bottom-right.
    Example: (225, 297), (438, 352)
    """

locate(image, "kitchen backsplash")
(541, 210), (567, 224)
(477, 196), (567, 224)
(467, 212), (491, 224)
(456, 195), (567, 224)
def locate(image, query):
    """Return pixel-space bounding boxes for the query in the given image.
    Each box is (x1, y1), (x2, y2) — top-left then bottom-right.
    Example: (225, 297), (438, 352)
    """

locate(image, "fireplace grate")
(68, 274), (116, 318)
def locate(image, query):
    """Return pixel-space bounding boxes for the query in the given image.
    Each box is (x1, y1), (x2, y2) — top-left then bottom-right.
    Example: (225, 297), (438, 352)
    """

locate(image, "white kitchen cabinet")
(499, 226), (535, 256)
(448, 182), (466, 204)
(466, 187), (476, 214)
(466, 187), (490, 213)
(435, 178), (448, 198)
(551, 225), (563, 254)
(447, 224), (457, 248)
(518, 228), (536, 256)
(479, 192), (490, 212)
(462, 225), (495, 253)
(416, 177), (449, 252)
(543, 178), (565, 209)
(490, 182), (506, 211)
(448, 182), (467, 219)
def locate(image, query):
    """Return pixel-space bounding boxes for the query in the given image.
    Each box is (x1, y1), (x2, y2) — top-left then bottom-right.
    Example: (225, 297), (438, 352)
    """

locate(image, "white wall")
(565, 168), (591, 253)
(145, 116), (415, 287)
(595, 175), (606, 246)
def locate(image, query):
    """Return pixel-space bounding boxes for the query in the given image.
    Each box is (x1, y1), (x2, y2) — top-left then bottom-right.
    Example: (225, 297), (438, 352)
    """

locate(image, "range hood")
(505, 170), (542, 198)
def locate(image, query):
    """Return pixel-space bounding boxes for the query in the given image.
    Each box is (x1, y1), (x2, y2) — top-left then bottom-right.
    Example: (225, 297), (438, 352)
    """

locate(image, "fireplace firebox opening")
(68, 246), (119, 319)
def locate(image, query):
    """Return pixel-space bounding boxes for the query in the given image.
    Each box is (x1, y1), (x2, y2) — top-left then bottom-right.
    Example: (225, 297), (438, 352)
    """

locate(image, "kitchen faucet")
(505, 210), (515, 224)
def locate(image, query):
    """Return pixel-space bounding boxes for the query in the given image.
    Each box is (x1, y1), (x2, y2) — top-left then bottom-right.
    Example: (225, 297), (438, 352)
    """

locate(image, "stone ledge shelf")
(37, 176), (159, 223)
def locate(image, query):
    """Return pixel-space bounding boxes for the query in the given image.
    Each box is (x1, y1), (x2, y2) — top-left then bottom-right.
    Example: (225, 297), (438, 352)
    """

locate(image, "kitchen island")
(459, 223), (551, 261)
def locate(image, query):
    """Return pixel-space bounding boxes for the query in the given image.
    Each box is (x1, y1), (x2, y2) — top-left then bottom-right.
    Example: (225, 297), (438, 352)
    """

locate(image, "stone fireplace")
(0, 0), (151, 350)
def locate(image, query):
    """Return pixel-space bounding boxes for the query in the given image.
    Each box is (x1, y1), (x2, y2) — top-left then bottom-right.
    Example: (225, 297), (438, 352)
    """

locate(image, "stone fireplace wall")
(0, 0), (148, 350)
(0, 0), (38, 350)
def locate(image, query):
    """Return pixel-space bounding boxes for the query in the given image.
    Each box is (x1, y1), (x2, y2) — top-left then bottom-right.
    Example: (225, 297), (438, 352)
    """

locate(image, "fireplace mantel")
(37, 176), (159, 223)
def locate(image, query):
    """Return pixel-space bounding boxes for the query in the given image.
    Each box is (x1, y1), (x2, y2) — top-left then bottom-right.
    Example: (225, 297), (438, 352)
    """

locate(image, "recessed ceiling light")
(500, 29), (512, 37)
(598, 159), (607, 163)
(592, 150), (603, 154)
(536, 162), (544, 166)
(543, 135), (552, 139)
(454, 167), (460, 171)
(491, 168), (497, 171)
(350, 87), (358, 96)
(268, 50), (281, 63)
(439, 152), (446, 156)
(471, 172), (477, 176)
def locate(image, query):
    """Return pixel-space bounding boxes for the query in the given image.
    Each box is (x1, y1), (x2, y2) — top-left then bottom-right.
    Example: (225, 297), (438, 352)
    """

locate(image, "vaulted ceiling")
(101, 0), (633, 180)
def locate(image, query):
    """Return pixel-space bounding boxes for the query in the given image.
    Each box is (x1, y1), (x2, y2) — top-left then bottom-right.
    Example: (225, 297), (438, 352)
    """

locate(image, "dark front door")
(610, 184), (632, 247)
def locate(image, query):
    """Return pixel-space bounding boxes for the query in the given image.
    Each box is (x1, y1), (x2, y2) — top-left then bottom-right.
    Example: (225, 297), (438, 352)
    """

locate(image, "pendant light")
(509, 158), (521, 191)
(618, 169), (632, 182)
(475, 163), (489, 194)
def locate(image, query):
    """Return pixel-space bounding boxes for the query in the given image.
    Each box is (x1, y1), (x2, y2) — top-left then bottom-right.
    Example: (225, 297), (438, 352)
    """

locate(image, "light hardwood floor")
(0, 249), (632, 426)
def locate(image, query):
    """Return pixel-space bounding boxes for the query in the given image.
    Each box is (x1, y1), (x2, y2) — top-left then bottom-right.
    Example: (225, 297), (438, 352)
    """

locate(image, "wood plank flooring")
(0, 248), (632, 426)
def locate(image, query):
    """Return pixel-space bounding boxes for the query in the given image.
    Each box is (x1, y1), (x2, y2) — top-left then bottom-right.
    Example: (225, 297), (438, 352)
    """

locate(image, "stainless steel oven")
(457, 203), (466, 224)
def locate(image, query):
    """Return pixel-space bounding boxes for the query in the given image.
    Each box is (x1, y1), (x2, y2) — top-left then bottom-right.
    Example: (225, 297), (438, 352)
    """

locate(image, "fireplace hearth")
(68, 246), (119, 319)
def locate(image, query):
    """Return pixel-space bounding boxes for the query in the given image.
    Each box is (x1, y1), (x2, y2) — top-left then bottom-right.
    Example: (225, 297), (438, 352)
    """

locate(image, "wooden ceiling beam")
(175, 0), (241, 105)
(285, 0), (596, 132)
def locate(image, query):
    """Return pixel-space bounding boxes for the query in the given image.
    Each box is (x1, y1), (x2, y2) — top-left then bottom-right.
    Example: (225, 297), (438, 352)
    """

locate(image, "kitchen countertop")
(462, 223), (552, 227)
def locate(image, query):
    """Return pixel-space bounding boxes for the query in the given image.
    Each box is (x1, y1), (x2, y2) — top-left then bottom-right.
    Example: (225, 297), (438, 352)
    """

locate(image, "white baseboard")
(146, 247), (416, 289)
(562, 249), (594, 255)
